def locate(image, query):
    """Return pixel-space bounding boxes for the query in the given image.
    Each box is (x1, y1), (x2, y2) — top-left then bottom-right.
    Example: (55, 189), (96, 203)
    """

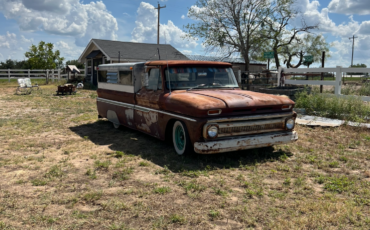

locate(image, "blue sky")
(0, 0), (370, 68)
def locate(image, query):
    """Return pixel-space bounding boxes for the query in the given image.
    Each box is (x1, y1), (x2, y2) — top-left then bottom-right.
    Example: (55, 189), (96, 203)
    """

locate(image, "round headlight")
(286, 119), (295, 130)
(207, 126), (218, 138)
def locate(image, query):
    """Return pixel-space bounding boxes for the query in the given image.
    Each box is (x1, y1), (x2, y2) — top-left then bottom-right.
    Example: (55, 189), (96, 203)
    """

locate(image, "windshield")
(164, 66), (238, 90)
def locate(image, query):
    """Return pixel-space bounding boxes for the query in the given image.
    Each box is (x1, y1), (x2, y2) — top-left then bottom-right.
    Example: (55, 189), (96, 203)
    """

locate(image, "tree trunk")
(244, 55), (250, 72)
(273, 47), (280, 69)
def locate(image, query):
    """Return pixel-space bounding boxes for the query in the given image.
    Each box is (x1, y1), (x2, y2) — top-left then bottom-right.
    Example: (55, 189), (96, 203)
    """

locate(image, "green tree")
(66, 60), (85, 69)
(25, 41), (64, 84)
(282, 34), (331, 68)
(185, 0), (284, 71)
(348, 63), (367, 76)
(0, 59), (32, 69)
(0, 59), (16, 69)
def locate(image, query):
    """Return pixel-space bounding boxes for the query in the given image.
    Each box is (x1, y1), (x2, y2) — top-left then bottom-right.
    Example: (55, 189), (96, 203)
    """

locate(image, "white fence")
(278, 66), (370, 102)
(0, 69), (85, 82)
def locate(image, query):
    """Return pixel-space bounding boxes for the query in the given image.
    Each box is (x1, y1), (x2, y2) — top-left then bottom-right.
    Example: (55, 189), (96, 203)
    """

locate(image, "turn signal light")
(282, 105), (292, 110)
(208, 109), (222, 115)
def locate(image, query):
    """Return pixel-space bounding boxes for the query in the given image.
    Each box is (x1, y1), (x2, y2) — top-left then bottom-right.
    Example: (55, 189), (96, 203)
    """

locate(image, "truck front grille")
(219, 122), (284, 135)
(209, 118), (286, 138)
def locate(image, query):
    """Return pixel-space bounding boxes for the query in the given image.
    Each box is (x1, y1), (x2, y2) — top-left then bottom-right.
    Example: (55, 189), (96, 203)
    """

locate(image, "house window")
(146, 68), (162, 90)
(119, 71), (132, 85)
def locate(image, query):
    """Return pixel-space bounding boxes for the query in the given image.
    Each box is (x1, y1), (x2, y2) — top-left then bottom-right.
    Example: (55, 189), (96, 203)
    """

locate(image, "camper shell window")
(107, 72), (118, 83)
(119, 71), (133, 85)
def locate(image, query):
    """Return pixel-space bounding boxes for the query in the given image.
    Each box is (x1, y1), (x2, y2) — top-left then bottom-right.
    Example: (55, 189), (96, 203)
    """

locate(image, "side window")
(147, 68), (162, 90)
(119, 71), (132, 85)
(107, 72), (118, 83)
(98, 70), (107, 82)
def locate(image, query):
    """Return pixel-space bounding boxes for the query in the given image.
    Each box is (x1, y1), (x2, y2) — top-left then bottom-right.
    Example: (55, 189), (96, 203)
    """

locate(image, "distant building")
(78, 39), (189, 86)
(185, 55), (267, 73)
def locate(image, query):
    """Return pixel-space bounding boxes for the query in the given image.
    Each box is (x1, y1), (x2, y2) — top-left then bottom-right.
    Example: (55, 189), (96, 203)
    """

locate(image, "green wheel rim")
(175, 125), (185, 151)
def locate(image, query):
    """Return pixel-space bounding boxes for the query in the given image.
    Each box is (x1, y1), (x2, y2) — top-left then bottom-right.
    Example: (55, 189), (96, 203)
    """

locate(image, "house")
(185, 55), (267, 73)
(78, 39), (189, 86)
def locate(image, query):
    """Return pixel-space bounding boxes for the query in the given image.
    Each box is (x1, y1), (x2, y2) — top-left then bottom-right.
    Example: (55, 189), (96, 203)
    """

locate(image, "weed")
(329, 161), (339, 168)
(72, 210), (87, 219)
(339, 156), (348, 162)
(236, 174), (244, 182)
(213, 187), (228, 196)
(295, 91), (370, 122)
(85, 169), (97, 179)
(45, 165), (64, 178)
(283, 177), (291, 186)
(169, 214), (186, 224)
(294, 177), (305, 187)
(108, 223), (132, 230)
(139, 161), (149, 167)
(315, 175), (326, 184)
(114, 151), (125, 158)
(182, 180), (206, 193)
(155, 165), (171, 175)
(31, 179), (47, 186)
(324, 176), (354, 193)
(94, 160), (111, 170)
(153, 186), (171, 194)
(15, 179), (25, 184)
(209, 210), (220, 220)
(112, 168), (133, 181)
(83, 190), (103, 202)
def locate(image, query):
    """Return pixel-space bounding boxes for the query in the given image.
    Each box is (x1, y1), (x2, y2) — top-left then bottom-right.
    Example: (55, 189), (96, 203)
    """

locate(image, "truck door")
(134, 67), (163, 137)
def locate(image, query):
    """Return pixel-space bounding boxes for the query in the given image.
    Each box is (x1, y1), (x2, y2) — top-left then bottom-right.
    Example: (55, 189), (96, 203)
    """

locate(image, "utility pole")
(155, 3), (166, 44)
(349, 35), (358, 67)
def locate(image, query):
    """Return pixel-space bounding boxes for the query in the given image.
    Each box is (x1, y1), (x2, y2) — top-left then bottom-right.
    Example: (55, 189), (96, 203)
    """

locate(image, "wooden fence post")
(28, 69), (30, 78)
(8, 69), (10, 82)
(58, 69), (61, 81)
(52, 69), (55, 83)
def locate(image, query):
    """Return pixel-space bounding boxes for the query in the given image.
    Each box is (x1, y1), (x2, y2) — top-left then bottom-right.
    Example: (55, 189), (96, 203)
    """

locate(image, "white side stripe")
(97, 97), (197, 122)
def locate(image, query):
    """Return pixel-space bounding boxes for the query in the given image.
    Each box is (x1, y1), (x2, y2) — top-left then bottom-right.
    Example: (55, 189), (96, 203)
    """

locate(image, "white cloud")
(21, 35), (33, 43)
(0, 32), (31, 60)
(0, 0), (118, 47)
(284, 0), (370, 67)
(180, 50), (192, 55)
(131, 2), (197, 49)
(328, 0), (370, 15)
(55, 40), (84, 61)
(181, 15), (185, 19)
(0, 32), (17, 49)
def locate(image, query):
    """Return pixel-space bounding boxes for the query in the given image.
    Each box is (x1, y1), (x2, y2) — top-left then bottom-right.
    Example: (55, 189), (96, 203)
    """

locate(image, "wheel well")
(165, 119), (177, 143)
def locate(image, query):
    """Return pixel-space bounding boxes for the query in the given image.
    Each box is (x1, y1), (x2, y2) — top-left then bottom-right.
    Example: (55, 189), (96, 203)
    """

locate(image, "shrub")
(295, 91), (370, 122)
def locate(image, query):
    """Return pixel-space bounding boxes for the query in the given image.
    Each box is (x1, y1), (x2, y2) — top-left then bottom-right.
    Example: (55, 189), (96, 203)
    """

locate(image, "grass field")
(1, 82), (370, 229)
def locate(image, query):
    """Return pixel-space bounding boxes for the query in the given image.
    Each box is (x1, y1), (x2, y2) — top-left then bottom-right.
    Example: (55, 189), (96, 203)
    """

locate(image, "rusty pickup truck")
(96, 60), (298, 155)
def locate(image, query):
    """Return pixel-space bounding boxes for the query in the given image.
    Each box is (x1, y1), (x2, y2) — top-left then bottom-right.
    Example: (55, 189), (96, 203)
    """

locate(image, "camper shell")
(96, 61), (298, 155)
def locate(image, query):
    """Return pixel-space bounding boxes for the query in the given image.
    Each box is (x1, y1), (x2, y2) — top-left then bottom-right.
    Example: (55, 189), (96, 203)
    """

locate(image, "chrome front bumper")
(194, 131), (298, 154)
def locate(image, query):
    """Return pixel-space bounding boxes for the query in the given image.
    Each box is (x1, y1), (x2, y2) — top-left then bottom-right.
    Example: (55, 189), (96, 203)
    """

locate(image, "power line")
(349, 35), (358, 67)
(155, 3), (166, 44)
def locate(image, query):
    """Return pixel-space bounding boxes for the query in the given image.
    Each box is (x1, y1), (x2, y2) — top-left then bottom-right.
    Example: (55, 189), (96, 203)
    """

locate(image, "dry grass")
(1, 82), (370, 229)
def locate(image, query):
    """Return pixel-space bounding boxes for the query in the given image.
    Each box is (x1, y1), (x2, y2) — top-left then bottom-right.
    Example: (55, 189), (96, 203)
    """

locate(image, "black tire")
(112, 122), (120, 129)
(172, 121), (193, 155)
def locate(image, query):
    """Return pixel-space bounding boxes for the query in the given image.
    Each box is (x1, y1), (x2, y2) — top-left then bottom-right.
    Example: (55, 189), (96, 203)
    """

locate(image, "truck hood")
(162, 89), (294, 117)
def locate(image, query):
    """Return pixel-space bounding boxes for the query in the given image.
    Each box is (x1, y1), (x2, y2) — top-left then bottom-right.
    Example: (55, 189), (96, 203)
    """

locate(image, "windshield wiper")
(187, 84), (207, 91)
